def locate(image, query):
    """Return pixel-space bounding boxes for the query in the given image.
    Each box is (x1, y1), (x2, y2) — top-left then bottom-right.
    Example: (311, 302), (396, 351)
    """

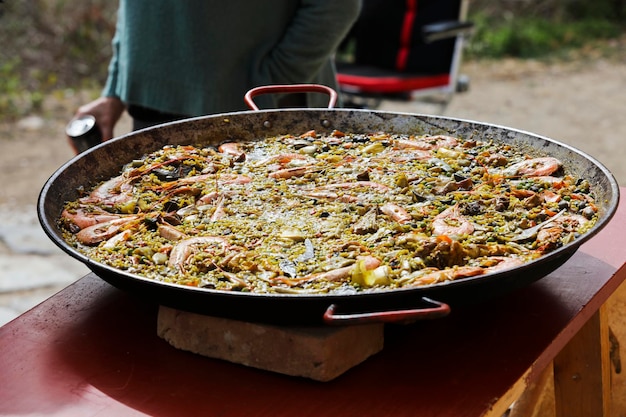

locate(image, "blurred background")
(1, 0), (625, 121)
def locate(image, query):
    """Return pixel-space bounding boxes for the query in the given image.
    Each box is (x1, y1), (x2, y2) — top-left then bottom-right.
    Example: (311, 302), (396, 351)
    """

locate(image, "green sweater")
(103, 0), (361, 116)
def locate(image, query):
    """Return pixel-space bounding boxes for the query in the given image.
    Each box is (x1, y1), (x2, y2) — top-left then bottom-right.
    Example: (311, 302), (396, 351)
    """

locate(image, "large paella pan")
(38, 87), (619, 325)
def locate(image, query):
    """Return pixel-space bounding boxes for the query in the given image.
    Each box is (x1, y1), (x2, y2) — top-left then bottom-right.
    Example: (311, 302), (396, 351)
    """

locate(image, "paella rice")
(59, 130), (598, 294)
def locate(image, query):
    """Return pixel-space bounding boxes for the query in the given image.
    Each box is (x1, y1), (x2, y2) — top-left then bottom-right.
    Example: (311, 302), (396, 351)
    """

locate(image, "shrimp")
(535, 226), (564, 251)
(218, 142), (246, 160)
(257, 153), (317, 179)
(102, 229), (133, 250)
(504, 157), (562, 177)
(257, 153), (313, 167)
(394, 135), (459, 151)
(61, 207), (122, 231)
(431, 204), (474, 236)
(535, 213), (589, 251)
(482, 256), (525, 274)
(168, 236), (230, 271)
(220, 174), (252, 185)
(380, 203), (412, 224)
(540, 190), (561, 203)
(209, 195), (227, 222)
(269, 166), (311, 179)
(405, 265), (484, 286)
(196, 191), (232, 221)
(157, 222), (187, 241)
(273, 265), (351, 286)
(555, 213), (589, 229)
(197, 191), (221, 205)
(75, 215), (142, 246)
(80, 174), (135, 206)
(508, 209), (567, 242)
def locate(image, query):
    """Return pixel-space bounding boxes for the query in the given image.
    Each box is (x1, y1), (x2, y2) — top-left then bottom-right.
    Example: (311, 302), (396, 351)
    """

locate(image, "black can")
(66, 115), (102, 153)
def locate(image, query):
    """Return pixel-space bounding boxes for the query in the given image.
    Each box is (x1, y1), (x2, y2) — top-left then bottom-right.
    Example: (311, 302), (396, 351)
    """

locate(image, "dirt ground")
(1, 45), (626, 414)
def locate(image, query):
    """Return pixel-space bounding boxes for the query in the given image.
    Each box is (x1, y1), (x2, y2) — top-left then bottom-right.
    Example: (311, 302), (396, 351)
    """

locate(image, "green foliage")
(565, 0), (626, 20)
(469, 0), (626, 22)
(0, 59), (23, 117)
(467, 14), (623, 59)
(0, 0), (116, 119)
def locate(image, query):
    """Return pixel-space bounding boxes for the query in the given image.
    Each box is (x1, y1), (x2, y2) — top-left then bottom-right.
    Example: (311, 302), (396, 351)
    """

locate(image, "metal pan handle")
(244, 84), (338, 111)
(323, 297), (451, 325)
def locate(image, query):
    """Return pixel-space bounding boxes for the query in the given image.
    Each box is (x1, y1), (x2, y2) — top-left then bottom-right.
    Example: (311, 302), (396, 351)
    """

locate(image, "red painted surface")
(1, 190), (624, 417)
(336, 73), (450, 94)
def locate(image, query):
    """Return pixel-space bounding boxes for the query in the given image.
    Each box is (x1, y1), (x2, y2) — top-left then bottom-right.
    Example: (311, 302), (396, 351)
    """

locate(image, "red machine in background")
(336, 0), (474, 112)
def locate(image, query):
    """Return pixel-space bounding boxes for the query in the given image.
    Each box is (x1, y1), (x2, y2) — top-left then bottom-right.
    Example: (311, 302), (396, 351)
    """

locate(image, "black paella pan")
(38, 85), (620, 325)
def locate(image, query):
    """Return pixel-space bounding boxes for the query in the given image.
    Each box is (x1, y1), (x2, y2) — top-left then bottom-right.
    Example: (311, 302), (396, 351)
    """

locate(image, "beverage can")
(66, 115), (102, 153)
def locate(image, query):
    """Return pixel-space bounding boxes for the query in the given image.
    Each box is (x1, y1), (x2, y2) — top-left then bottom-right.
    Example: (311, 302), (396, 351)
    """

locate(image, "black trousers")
(128, 105), (187, 131)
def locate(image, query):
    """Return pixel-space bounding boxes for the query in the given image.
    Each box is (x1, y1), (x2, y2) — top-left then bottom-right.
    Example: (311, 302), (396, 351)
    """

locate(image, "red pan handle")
(323, 297), (451, 325)
(244, 84), (338, 111)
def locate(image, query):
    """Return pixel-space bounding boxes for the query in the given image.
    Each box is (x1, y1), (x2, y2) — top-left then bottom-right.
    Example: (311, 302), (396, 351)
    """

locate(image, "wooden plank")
(553, 305), (611, 417)
(508, 364), (554, 417)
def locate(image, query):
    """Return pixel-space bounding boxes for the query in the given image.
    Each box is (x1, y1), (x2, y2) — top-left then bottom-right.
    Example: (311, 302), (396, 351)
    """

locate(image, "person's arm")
(73, 13), (125, 142)
(261, 0), (361, 84)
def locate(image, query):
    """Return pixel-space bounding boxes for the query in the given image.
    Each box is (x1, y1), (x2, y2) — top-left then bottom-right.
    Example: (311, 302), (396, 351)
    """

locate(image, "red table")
(1, 190), (625, 417)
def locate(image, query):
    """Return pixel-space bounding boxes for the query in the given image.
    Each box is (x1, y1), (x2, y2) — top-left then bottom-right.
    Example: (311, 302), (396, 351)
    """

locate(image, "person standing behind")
(72, 0), (361, 143)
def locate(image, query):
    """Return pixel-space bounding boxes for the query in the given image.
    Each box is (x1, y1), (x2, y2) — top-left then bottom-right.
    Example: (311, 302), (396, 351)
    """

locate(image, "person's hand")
(75, 96), (125, 141)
